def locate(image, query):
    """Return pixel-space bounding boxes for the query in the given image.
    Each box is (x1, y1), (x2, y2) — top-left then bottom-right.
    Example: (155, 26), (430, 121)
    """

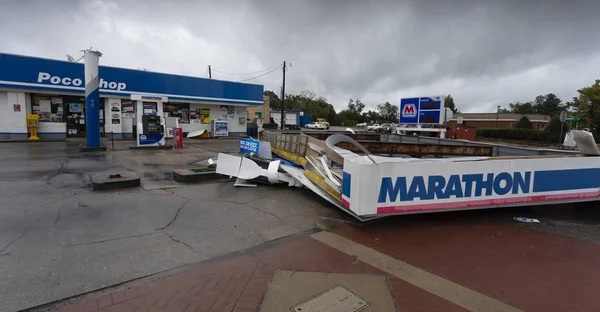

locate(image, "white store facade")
(0, 53), (264, 140)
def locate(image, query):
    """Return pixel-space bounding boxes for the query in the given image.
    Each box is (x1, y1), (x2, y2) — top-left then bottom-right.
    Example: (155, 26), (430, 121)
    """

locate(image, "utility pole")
(590, 99), (594, 134)
(496, 105), (500, 128)
(208, 65), (212, 79)
(280, 61), (286, 130)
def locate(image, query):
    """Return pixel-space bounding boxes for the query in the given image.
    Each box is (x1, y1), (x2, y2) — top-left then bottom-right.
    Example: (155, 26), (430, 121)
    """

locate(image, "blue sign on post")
(399, 95), (445, 125)
(399, 98), (419, 124)
(240, 138), (260, 155)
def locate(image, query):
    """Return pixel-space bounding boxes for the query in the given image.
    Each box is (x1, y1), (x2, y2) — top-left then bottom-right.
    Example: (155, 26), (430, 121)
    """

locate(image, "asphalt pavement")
(2, 137), (600, 312)
(0, 139), (350, 312)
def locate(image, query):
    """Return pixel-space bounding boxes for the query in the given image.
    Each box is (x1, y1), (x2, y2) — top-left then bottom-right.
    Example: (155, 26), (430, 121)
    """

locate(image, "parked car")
(305, 121), (327, 130)
(356, 122), (367, 127)
(316, 118), (330, 129)
(366, 124), (381, 131)
(377, 123), (393, 133)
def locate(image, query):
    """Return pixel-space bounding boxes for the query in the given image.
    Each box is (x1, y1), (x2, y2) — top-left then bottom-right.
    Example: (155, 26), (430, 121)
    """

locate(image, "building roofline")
(0, 52), (264, 87)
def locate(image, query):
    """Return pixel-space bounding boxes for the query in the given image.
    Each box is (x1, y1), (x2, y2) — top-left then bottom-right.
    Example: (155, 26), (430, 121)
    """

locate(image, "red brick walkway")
(332, 220), (600, 312)
(59, 219), (600, 312)
(59, 236), (464, 312)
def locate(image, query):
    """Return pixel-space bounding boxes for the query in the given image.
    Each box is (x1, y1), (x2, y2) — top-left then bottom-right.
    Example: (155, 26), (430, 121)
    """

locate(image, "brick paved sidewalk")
(57, 218), (600, 312)
(332, 220), (600, 312)
(58, 235), (464, 312)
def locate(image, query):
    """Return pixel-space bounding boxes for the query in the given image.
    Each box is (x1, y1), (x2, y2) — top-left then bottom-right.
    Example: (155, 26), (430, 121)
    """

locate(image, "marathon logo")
(402, 103), (417, 118)
(378, 171), (531, 203)
(140, 95), (162, 101)
(37, 72), (127, 91)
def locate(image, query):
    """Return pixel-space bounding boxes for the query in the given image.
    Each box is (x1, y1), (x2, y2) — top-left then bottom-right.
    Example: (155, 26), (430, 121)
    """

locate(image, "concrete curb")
(0, 139), (66, 143)
(91, 172), (141, 191)
(128, 145), (174, 150)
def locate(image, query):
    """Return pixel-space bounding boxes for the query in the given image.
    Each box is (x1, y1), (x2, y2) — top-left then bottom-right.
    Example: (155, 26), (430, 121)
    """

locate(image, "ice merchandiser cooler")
(211, 120), (229, 137)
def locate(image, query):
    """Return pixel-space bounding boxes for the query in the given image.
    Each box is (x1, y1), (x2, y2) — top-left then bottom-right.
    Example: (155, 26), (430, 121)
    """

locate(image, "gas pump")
(142, 115), (163, 135)
(133, 95), (168, 147)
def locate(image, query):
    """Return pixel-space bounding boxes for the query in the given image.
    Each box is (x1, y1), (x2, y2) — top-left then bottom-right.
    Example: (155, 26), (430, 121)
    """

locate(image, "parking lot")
(0, 139), (351, 311)
(1, 138), (600, 311)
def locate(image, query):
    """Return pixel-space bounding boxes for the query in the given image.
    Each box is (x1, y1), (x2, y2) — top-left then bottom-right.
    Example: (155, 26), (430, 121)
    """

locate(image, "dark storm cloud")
(1, 0), (599, 111)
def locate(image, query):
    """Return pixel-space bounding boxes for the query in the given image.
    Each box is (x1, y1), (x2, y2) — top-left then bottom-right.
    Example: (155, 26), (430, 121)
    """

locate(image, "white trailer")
(271, 112), (300, 130)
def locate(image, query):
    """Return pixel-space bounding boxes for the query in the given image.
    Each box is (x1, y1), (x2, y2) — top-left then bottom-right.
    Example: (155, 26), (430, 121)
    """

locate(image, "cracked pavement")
(0, 140), (349, 312)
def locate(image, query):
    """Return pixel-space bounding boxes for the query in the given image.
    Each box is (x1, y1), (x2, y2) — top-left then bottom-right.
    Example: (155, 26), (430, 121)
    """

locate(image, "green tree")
(508, 102), (535, 114)
(337, 98), (368, 125)
(347, 98), (365, 114)
(515, 116), (533, 129)
(264, 90), (338, 125)
(534, 93), (563, 116)
(544, 116), (563, 134)
(264, 90), (281, 109)
(376, 102), (399, 122)
(569, 80), (600, 135)
(505, 94), (564, 116)
(362, 110), (381, 123)
(444, 95), (460, 113)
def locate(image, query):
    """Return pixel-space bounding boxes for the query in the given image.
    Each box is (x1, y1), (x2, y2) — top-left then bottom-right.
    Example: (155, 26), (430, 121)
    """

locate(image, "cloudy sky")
(1, 0), (599, 112)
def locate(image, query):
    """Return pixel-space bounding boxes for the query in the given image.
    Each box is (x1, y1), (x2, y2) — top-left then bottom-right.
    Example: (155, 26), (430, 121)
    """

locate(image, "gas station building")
(0, 53), (264, 141)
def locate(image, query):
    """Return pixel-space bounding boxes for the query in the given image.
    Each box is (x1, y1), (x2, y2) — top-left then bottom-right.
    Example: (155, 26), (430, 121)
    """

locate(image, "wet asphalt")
(1, 138), (599, 311)
(0, 139), (349, 312)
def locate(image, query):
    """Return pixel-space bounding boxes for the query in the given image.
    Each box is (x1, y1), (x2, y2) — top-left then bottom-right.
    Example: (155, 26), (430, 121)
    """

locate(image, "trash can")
(247, 121), (258, 138)
(174, 128), (184, 148)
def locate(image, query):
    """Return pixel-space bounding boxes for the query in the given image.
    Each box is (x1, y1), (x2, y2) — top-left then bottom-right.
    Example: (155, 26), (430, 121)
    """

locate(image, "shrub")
(515, 116), (533, 129)
(476, 128), (558, 143)
(544, 116), (563, 134)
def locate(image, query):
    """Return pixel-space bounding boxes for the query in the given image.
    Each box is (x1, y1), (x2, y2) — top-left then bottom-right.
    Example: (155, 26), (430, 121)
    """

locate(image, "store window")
(30, 94), (73, 122)
(30, 93), (104, 137)
(164, 102), (190, 123)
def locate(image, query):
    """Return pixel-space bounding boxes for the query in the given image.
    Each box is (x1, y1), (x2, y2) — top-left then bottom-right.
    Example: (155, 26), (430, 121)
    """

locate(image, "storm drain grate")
(291, 286), (369, 312)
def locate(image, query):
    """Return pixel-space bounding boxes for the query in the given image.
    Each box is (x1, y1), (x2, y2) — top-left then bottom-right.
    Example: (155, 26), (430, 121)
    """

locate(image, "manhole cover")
(291, 286), (369, 312)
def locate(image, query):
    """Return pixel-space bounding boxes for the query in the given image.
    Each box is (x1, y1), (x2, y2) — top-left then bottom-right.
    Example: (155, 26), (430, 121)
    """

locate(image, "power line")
(212, 64), (282, 76)
(238, 65), (282, 82)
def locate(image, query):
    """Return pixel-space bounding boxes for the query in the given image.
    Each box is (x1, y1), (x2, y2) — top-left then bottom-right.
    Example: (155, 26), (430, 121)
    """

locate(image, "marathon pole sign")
(340, 156), (600, 216)
(400, 95), (445, 125)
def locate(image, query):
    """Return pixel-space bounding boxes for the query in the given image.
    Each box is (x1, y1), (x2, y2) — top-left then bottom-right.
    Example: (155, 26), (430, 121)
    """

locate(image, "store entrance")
(66, 102), (85, 137)
(65, 100), (105, 137)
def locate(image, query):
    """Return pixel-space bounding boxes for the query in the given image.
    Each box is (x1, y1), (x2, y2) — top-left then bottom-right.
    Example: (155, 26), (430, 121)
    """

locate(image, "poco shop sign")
(37, 72), (127, 91)
(378, 171), (531, 203)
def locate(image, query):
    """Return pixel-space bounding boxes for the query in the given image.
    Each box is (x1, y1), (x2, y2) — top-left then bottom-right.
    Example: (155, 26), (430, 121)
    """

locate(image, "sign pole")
(559, 111), (566, 146)
(84, 49), (102, 148)
(559, 122), (564, 145)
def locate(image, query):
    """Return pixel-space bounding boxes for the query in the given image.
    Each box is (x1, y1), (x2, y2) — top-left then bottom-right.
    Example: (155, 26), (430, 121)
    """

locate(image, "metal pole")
(111, 131), (114, 150)
(559, 121), (564, 146)
(569, 119), (572, 131)
(84, 49), (102, 147)
(280, 61), (286, 130)
(496, 105), (500, 128)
